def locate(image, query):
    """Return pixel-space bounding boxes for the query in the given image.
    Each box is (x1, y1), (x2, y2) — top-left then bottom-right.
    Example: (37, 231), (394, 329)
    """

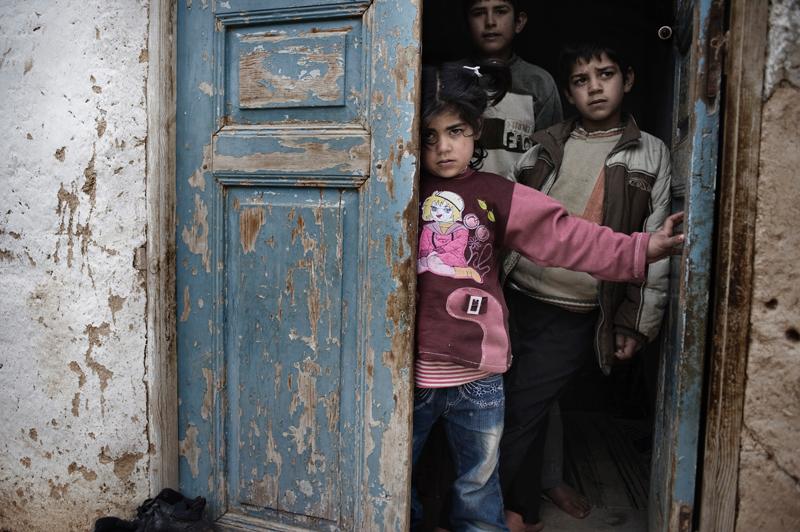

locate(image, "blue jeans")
(411, 374), (509, 532)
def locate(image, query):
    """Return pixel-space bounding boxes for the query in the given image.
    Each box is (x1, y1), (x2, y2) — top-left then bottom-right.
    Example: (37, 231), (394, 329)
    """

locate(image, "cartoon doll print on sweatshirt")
(417, 190), (494, 284)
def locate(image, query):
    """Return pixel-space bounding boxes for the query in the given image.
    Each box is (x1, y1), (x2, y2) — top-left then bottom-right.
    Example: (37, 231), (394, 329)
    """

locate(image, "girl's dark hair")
(557, 42), (632, 91)
(420, 60), (510, 168)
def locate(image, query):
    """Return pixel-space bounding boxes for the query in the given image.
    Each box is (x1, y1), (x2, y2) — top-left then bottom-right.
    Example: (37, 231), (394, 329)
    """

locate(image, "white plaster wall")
(737, 0), (800, 530)
(764, 0), (800, 97)
(0, 1), (151, 529)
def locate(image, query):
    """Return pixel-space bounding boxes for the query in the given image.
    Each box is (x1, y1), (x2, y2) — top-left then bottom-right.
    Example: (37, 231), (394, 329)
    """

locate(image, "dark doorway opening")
(422, 0), (675, 139)
(417, 1), (676, 530)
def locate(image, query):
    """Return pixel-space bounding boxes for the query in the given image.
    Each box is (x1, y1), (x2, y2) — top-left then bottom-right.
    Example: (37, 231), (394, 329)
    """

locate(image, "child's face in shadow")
(565, 52), (634, 131)
(422, 110), (477, 179)
(466, 0), (527, 60)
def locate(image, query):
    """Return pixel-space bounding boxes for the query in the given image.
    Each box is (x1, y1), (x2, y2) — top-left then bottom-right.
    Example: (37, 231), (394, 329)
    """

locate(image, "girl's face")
(421, 109), (477, 179)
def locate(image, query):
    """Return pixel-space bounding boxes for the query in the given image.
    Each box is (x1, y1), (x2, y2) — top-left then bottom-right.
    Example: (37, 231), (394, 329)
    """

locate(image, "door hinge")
(134, 244), (160, 274)
(134, 244), (148, 271)
(705, 0), (727, 102)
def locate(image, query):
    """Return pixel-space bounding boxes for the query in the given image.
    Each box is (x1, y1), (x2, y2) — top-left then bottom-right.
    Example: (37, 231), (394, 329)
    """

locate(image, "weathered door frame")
(143, 0), (770, 528)
(648, 0), (725, 529)
(145, 0), (179, 493)
(697, 0), (768, 530)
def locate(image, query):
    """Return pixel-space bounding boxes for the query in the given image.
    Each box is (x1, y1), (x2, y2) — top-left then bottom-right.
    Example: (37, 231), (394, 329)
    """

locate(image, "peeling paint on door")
(238, 206), (265, 254)
(650, 1), (724, 530)
(238, 30), (347, 108)
(213, 130), (371, 177)
(179, 424), (201, 479)
(180, 194), (210, 273)
(177, 1), (419, 529)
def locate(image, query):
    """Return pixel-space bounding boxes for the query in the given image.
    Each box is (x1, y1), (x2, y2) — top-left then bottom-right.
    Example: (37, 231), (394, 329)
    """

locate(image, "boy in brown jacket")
(500, 41), (672, 531)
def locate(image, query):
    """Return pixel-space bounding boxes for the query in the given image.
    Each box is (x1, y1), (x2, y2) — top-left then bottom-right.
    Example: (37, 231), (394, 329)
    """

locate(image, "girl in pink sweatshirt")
(410, 61), (682, 531)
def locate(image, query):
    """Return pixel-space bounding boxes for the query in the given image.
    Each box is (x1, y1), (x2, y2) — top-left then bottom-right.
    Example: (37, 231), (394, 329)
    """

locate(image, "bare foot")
(543, 483), (591, 519)
(505, 510), (544, 532)
(505, 510), (526, 532)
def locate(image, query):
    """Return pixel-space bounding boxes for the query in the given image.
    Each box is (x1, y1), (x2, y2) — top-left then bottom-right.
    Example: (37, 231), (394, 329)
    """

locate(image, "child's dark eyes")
(422, 131), (438, 146)
(571, 69), (618, 87)
(422, 127), (471, 145)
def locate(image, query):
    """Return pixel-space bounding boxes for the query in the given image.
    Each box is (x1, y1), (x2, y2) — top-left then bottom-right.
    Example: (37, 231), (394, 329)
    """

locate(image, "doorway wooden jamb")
(145, 0), (178, 494)
(698, 0), (768, 529)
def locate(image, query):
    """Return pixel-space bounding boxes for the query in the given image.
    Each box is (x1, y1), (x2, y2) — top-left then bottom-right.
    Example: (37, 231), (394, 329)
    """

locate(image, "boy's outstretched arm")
(646, 212), (685, 263)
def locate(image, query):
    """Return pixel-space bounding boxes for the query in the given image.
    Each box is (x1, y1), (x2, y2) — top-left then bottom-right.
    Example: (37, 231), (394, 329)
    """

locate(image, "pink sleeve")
(504, 184), (649, 282)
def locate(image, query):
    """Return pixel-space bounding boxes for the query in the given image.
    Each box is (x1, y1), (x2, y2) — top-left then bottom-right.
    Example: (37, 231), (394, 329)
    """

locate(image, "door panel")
(176, 1), (420, 529)
(225, 187), (357, 523)
(220, 12), (365, 124)
(649, 0), (723, 530)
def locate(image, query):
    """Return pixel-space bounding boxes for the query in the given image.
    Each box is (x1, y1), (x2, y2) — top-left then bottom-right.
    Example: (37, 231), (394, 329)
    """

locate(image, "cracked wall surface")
(0, 1), (150, 530)
(737, 1), (800, 530)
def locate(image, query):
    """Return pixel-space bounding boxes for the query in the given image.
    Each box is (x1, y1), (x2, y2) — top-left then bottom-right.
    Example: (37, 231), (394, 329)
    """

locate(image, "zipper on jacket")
(541, 160), (558, 194)
(595, 295), (606, 371)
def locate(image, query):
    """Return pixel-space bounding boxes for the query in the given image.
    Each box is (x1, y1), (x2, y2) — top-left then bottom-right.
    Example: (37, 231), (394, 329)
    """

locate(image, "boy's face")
(565, 52), (634, 131)
(467, 0), (527, 60)
(422, 109), (478, 179)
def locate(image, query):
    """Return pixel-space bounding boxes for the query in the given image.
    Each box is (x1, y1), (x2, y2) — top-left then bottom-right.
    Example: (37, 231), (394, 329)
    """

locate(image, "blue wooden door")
(649, 0), (724, 530)
(176, 1), (419, 529)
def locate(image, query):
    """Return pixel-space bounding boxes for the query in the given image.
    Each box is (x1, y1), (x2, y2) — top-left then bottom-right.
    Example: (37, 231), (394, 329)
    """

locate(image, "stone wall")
(737, 0), (800, 530)
(0, 1), (151, 529)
